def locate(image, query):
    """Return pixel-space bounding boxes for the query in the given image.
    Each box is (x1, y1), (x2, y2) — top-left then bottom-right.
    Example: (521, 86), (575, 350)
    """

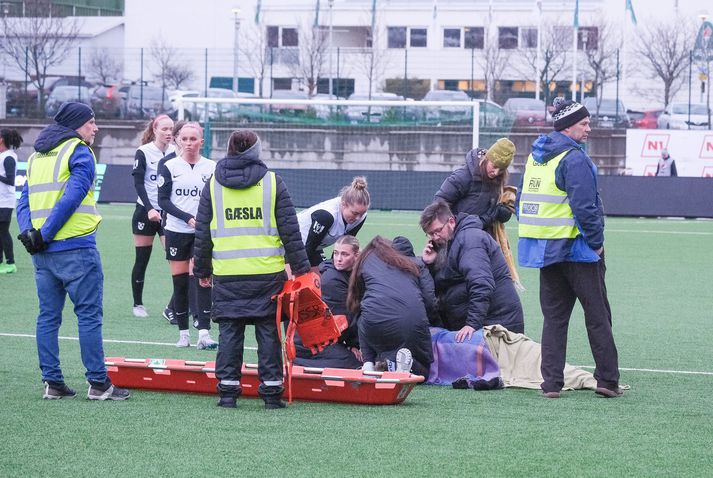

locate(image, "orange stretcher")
(105, 357), (424, 405)
(106, 274), (424, 405)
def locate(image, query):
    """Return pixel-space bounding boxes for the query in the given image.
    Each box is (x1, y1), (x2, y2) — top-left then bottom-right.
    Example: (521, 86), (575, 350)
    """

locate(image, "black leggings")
(0, 219), (13, 264)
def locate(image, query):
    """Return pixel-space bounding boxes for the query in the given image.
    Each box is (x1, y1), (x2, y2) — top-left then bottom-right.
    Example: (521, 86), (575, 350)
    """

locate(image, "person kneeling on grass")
(347, 236), (434, 378)
(193, 130), (311, 409)
(420, 200), (525, 339)
(293, 235), (363, 369)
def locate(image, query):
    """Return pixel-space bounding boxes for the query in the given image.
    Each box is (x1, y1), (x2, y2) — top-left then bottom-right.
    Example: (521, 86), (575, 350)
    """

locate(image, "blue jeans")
(32, 248), (107, 385)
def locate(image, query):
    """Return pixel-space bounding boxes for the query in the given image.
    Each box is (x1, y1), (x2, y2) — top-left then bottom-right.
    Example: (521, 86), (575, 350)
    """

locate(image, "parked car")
(582, 97), (630, 128)
(422, 89), (472, 123)
(310, 93), (348, 122)
(91, 84), (124, 118)
(657, 103), (711, 130)
(270, 90), (312, 117)
(502, 98), (550, 126)
(479, 100), (508, 128)
(628, 109), (663, 129)
(45, 86), (92, 117)
(345, 92), (403, 123)
(168, 89), (201, 119)
(119, 84), (174, 120)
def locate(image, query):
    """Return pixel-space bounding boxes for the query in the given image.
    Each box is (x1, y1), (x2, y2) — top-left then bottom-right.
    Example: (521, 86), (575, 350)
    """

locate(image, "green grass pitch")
(1, 204), (712, 476)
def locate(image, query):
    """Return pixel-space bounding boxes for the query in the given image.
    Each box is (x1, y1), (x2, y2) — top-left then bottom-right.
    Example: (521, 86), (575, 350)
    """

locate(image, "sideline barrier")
(92, 165), (713, 218)
(105, 357), (423, 405)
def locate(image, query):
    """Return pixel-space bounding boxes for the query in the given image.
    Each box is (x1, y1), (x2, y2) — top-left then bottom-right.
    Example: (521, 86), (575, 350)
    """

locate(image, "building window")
(464, 27), (484, 49)
(410, 28), (427, 47)
(267, 26), (299, 48)
(267, 26), (279, 48)
(388, 27), (407, 48)
(520, 27), (538, 49)
(578, 27), (598, 50)
(388, 26), (427, 48)
(273, 78), (292, 91)
(498, 27), (519, 49)
(443, 28), (461, 48)
(282, 28), (298, 47)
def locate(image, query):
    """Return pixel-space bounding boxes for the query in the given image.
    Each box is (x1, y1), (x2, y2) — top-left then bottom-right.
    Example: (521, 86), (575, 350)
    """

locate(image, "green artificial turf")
(1, 204), (712, 477)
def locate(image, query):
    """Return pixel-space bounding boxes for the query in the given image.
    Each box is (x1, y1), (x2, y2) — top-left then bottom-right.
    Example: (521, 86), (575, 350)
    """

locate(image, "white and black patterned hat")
(552, 97), (590, 131)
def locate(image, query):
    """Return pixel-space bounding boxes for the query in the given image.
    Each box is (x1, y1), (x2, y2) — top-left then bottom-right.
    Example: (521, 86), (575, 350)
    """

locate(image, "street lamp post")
(328, 0), (335, 98)
(580, 30), (588, 104)
(232, 8), (241, 94)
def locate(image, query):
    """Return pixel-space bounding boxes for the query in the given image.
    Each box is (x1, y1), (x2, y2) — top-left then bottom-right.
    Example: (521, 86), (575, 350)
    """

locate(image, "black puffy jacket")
(193, 141), (310, 320)
(432, 213), (524, 333)
(435, 148), (509, 229)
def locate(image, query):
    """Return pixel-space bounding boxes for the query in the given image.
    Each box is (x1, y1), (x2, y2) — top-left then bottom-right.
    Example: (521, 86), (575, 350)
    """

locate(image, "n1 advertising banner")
(626, 129), (713, 177)
(14, 162), (108, 201)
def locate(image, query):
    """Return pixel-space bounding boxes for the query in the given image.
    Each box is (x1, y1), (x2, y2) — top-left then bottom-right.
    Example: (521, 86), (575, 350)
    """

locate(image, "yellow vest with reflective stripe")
(518, 150), (579, 240)
(209, 171), (285, 276)
(27, 138), (101, 241)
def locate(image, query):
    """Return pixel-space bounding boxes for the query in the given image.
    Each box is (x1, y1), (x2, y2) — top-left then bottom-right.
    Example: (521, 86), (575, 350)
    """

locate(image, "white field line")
(2, 333), (711, 376)
(0, 332), (258, 351)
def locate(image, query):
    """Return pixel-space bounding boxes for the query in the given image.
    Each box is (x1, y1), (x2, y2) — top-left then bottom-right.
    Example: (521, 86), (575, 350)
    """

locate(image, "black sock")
(131, 246), (153, 306)
(189, 273), (197, 319)
(172, 273), (190, 330)
(195, 275), (213, 329)
(166, 293), (175, 311)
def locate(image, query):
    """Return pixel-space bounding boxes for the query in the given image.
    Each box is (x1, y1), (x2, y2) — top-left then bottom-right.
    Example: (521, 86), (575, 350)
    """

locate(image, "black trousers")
(215, 317), (283, 398)
(539, 255), (619, 393)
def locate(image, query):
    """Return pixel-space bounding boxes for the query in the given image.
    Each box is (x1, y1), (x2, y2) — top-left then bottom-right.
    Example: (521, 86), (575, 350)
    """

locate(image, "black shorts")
(0, 207), (13, 223)
(132, 204), (164, 236)
(165, 230), (195, 261)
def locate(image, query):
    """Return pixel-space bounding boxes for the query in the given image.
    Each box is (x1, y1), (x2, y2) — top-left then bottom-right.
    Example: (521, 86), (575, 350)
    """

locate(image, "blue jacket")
(16, 125), (97, 253)
(516, 131), (602, 267)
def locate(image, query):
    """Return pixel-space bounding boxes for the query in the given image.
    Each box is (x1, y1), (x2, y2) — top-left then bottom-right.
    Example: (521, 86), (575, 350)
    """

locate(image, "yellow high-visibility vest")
(518, 149), (579, 240)
(27, 138), (101, 241)
(209, 171), (285, 276)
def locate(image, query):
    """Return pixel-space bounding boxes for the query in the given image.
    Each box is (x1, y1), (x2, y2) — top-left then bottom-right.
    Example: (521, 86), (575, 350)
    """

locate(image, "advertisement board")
(625, 129), (713, 177)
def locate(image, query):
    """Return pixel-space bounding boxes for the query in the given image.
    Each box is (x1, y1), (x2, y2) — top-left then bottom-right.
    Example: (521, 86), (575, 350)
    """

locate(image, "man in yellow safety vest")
(517, 97), (621, 399)
(16, 102), (130, 401)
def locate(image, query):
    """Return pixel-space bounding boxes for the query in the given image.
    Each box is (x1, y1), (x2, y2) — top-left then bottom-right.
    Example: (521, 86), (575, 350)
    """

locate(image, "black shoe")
(452, 377), (470, 390)
(264, 399), (287, 409)
(87, 383), (131, 401)
(163, 307), (177, 326)
(43, 381), (77, 400)
(217, 396), (237, 408)
(595, 386), (623, 398)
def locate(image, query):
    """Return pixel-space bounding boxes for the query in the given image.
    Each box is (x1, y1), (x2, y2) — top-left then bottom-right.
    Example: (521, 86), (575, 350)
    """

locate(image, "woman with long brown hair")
(348, 236), (433, 378)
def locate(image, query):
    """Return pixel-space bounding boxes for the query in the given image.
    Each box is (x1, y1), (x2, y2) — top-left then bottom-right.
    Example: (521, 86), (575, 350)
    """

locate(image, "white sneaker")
(395, 348), (413, 373)
(196, 334), (218, 350)
(132, 305), (149, 318)
(176, 335), (191, 348)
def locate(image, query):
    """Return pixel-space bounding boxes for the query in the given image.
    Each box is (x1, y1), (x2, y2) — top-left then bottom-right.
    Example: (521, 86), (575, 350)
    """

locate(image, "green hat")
(486, 138), (516, 170)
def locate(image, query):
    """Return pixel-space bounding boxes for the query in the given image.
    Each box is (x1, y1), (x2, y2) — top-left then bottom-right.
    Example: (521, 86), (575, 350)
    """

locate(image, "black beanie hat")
(54, 102), (95, 130)
(552, 97), (590, 131)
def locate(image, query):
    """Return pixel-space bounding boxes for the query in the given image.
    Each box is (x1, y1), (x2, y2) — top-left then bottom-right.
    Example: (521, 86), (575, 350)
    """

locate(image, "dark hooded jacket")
(16, 124), (97, 253)
(516, 131), (603, 268)
(435, 148), (509, 229)
(391, 235), (441, 327)
(432, 213), (524, 333)
(193, 140), (310, 320)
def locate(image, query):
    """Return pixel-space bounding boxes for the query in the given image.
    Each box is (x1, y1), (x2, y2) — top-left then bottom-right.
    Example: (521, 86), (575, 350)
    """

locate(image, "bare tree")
(0, 3), (81, 115)
(477, 34), (512, 103)
(87, 48), (122, 85)
(355, 13), (391, 99)
(149, 37), (195, 91)
(239, 23), (270, 97)
(582, 19), (623, 115)
(634, 17), (696, 108)
(289, 22), (329, 97)
(515, 21), (570, 104)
